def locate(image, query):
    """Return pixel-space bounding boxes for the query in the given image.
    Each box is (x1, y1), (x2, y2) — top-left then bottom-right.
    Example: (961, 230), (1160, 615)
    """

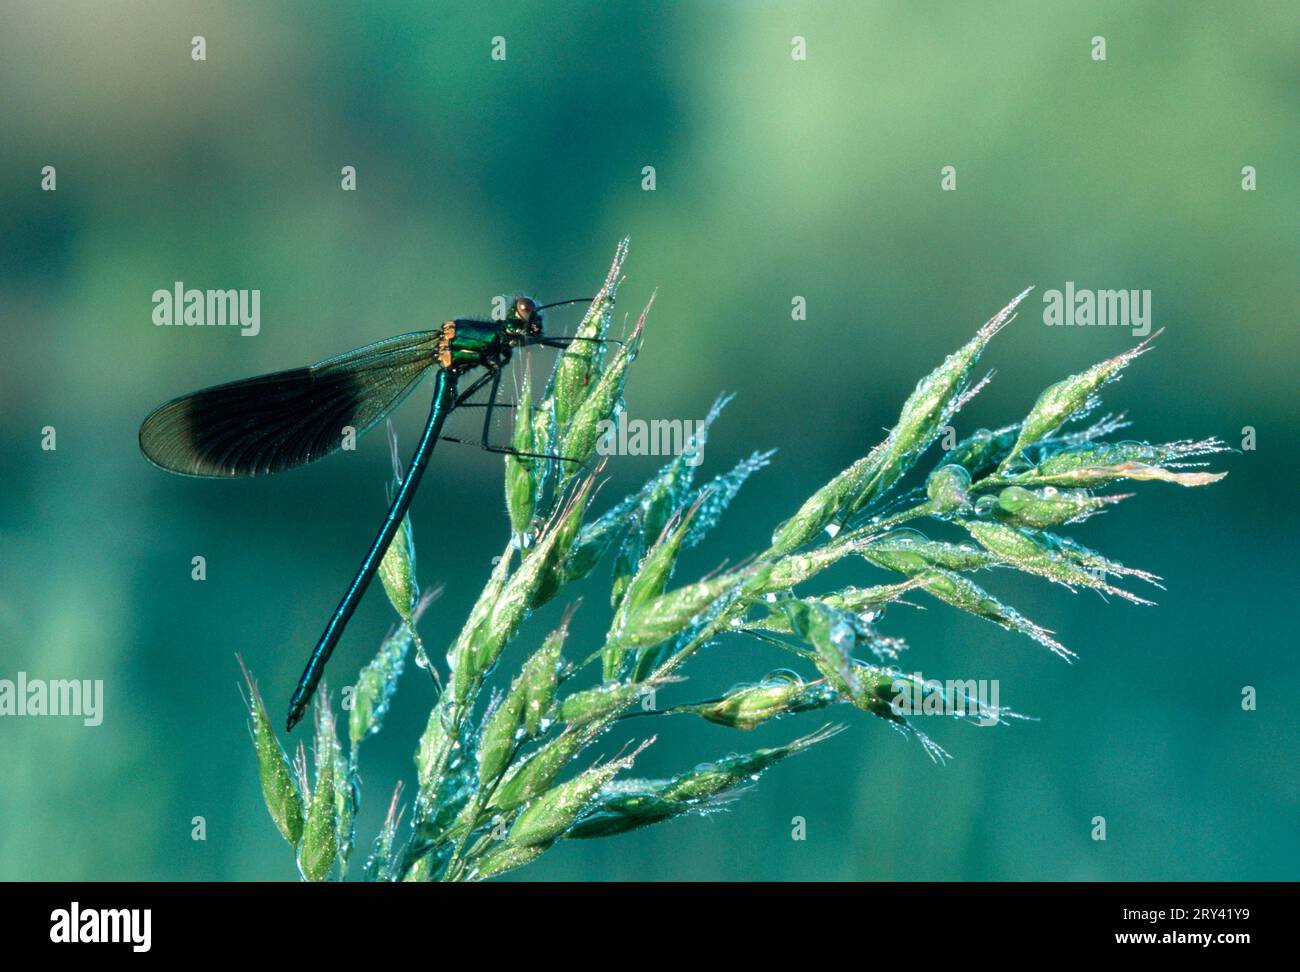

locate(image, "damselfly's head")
(505, 296), (543, 339)
(504, 296), (597, 345)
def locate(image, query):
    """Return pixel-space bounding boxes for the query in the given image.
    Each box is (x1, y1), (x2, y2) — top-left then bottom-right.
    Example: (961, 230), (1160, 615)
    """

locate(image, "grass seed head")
(683, 670), (839, 729)
(241, 659), (304, 847)
(507, 739), (654, 848)
(993, 485), (1121, 529)
(960, 518), (1154, 604)
(773, 289), (1030, 552)
(863, 534), (998, 574)
(299, 730), (339, 882)
(377, 515), (418, 626)
(546, 239), (627, 435)
(490, 727), (588, 812)
(926, 463), (973, 513)
(559, 301), (648, 482)
(1001, 330), (1163, 471)
(662, 725), (846, 802)
(472, 843), (548, 881)
(916, 568), (1073, 659)
(505, 374), (537, 538)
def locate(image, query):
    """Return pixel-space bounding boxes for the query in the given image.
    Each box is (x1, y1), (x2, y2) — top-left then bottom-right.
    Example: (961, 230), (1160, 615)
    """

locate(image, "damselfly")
(139, 296), (602, 731)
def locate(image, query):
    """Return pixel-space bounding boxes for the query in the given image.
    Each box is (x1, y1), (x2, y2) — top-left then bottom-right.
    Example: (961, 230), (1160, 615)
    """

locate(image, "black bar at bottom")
(0, 881), (1283, 956)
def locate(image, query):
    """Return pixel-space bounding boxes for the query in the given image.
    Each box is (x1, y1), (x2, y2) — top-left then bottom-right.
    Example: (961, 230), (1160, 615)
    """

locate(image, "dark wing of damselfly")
(139, 330), (442, 477)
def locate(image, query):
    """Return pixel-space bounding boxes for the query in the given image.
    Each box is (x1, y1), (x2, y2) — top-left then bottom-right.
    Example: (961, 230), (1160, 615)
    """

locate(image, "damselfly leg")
(442, 365), (582, 463)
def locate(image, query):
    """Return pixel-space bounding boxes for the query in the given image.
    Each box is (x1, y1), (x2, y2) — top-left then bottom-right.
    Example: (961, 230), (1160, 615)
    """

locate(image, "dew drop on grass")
(829, 621), (856, 652)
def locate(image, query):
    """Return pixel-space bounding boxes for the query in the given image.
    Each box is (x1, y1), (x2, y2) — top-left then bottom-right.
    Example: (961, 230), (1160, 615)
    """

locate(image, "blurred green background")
(1, 1), (1295, 882)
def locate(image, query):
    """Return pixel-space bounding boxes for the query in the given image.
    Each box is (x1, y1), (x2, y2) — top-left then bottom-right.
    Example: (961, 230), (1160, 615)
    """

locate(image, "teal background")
(0, 1), (1295, 881)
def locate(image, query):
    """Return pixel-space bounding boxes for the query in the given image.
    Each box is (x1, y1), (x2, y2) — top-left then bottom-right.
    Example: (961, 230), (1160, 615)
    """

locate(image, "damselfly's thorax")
(437, 320), (504, 371)
(436, 296), (544, 372)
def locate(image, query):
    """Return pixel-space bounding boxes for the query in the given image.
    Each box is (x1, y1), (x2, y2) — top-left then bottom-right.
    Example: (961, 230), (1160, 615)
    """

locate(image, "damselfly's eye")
(514, 297), (537, 322)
